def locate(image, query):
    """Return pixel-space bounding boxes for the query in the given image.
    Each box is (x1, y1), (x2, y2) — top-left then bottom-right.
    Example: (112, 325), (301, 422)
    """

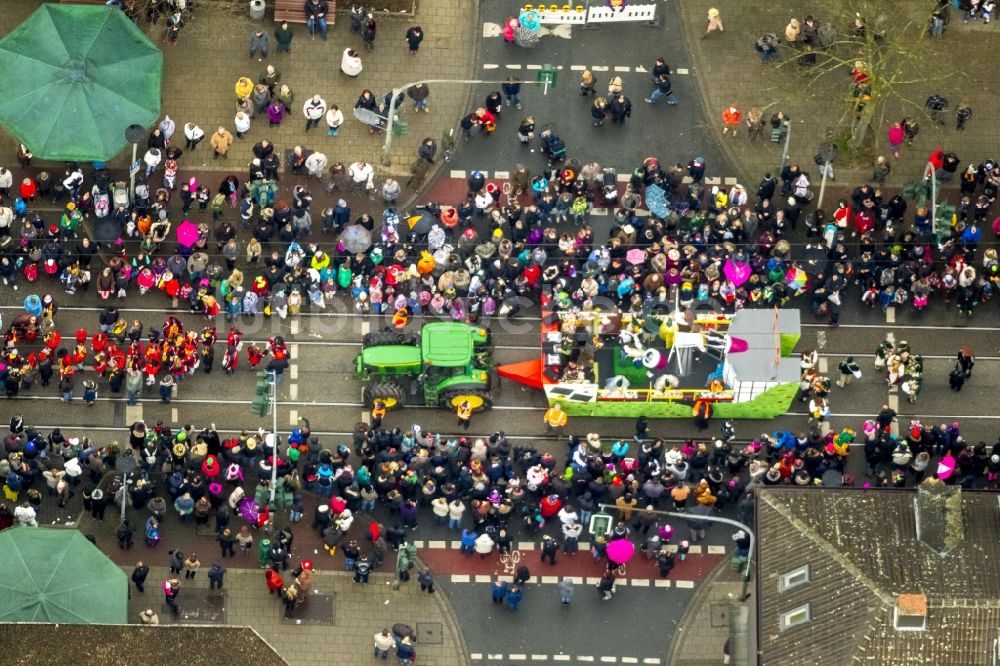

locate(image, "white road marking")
(427, 540), (446, 548)
(471, 654), (483, 661)
(571, 65), (586, 71)
(289, 383), (298, 399)
(531, 656), (549, 661)
(482, 22), (501, 38)
(506, 64), (522, 70)
(360, 320), (370, 336)
(654, 579), (671, 587)
(288, 408), (298, 426)
(450, 170), (466, 179)
(412, 540), (425, 548)
(541, 575), (559, 584)
(510, 655), (527, 661)
(517, 541), (537, 551)
(494, 170), (510, 179)
(676, 67), (689, 74)
(630, 578), (650, 587)
(450, 541), (462, 549)
(475, 575), (492, 583)
(289, 344), (299, 360)
(617, 173), (631, 182)
(526, 64), (542, 70)
(614, 66), (631, 72)
(724, 176), (738, 185)
(171, 407), (178, 422)
(586, 577), (602, 585)
(578, 658), (595, 663)
(622, 659), (639, 664)
(643, 660), (663, 665)
(290, 365), (299, 380)
(484, 64), (499, 69)
(554, 657), (571, 663)
(600, 658), (618, 663)
(451, 574), (471, 583)
(634, 65), (647, 72)
(707, 545), (726, 554)
(290, 319), (300, 334)
(675, 580), (695, 589)
(818, 357), (828, 373)
(705, 176), (721, 185)
(886, 306), (896, 323)
(591, 65), (609, 71)
(688, 545), (703, 554)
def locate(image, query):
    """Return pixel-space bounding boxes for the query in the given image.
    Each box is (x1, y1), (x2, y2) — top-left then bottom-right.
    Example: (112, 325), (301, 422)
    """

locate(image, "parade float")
(498, 305), (801, 419)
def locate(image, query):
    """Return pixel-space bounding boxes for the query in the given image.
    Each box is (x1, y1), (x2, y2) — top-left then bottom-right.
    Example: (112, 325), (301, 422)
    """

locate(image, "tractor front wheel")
(363, 382), (407, 410)
(442, 390), (491, 413)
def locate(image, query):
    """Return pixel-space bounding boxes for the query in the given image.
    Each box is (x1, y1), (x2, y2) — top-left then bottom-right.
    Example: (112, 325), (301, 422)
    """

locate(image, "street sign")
(129, 159), (141, 176)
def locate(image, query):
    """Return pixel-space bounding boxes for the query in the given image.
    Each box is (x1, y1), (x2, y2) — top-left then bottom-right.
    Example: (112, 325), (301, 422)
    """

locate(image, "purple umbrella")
(606, 538), (636, 565)
(176, 219), (199, 248)
(723, 258), (751, 286)
(239, 497), (260, 524)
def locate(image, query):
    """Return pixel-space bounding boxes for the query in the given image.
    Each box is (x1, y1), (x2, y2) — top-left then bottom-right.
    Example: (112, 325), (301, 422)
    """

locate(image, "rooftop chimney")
(914, 479), (964, 556)
(894, 594), (927, 631)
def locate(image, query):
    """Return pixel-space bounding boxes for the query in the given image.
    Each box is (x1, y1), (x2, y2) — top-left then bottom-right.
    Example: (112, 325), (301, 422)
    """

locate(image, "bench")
(274, 0), (336, 25)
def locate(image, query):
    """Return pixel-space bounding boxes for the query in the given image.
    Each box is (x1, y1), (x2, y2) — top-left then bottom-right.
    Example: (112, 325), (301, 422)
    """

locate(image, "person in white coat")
(325, 105), (344, 137)
(183, 123), (205, 150)
(14, 501), (37, 526)
(341, 48), (362, 76)
(234, 111), (251, 138)
(304, 151), (328, 179)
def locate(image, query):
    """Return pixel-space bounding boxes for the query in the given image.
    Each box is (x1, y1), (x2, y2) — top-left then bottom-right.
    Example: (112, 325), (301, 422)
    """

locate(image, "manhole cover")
(710, 602), (730, 628)
(429, 38), (448, 49)
(416, 622), (443, 645)
(194, 524), (217, 537)
(282, 592), (335, 625)
(165, 590), (226, 624)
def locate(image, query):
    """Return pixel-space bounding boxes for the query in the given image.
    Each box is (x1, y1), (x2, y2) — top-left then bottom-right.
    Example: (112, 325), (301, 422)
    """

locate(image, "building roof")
(756, 487), (1000, 666)
(0, 624), (288, 666)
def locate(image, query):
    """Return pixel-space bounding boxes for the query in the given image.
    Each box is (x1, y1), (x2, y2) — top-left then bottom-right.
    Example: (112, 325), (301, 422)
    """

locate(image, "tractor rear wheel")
(362, 331), (412, 348)
(441, 390), (491, 412)
(363, 382), (407, 410)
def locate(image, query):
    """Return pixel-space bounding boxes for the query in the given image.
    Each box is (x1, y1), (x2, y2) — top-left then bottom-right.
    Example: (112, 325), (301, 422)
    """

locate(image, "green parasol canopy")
(0, 4), (162, 162)
(0, 527), (128, 624)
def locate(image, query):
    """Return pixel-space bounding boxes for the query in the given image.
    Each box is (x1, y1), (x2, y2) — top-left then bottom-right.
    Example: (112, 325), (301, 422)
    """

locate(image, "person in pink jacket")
(888, 122), (905, 159)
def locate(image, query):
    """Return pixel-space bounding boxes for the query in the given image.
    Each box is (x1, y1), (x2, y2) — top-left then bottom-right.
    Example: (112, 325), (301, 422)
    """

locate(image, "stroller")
(112, 181), (129, 208)
(539, 126), (566, 166)
(601, 167), (618, 204)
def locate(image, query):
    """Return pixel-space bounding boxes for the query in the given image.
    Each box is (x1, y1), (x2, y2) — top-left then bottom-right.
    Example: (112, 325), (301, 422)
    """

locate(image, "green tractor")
(355, 322), (495, 412)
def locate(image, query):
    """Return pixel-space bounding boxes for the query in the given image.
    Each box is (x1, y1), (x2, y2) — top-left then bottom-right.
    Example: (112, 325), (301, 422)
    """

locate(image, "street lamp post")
(597, 504), (755, 601)
(925, 161), (938, 235)
(124, 124), (145, 202)
(266, 370), (278, 505)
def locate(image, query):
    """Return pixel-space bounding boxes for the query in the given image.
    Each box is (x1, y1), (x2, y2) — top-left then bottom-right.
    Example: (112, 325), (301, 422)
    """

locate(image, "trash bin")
(249, 0), (266, 20)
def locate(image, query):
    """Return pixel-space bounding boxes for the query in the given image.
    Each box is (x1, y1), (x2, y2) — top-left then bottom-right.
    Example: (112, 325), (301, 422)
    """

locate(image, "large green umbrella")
(0, 4), (162, 162)
(0, 527), (128, 624)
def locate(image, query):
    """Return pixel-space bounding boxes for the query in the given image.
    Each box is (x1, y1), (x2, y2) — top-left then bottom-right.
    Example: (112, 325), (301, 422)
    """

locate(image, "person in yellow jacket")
(371, 400), (386, 429)
(456, 400), (473, 430)
(543, 402), (568, 438)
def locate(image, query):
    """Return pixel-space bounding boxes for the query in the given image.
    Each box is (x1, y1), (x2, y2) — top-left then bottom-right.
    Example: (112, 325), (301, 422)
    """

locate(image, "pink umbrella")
(626, 248), (647, 266)
(239, 497), (260, 524)
(723, 259), (751, 286)
(936, 453), (956, 480)
(606, 538), (636, 565)
(176, 219), (199, 248)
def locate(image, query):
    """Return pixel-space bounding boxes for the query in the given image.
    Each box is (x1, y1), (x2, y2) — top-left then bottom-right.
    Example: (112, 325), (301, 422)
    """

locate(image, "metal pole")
(779, 123), (792, 173)
(817, 161), (830, 209)
(598, 504), (755, 601)
(269, 370), (278, 505)
(926, 161), (937, 236)
(129, 142), (138, 201)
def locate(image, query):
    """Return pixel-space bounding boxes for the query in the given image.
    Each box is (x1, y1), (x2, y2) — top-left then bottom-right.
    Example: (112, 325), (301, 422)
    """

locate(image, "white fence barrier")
(535, 8), (588, 25)
(586, 3), (657, 23)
